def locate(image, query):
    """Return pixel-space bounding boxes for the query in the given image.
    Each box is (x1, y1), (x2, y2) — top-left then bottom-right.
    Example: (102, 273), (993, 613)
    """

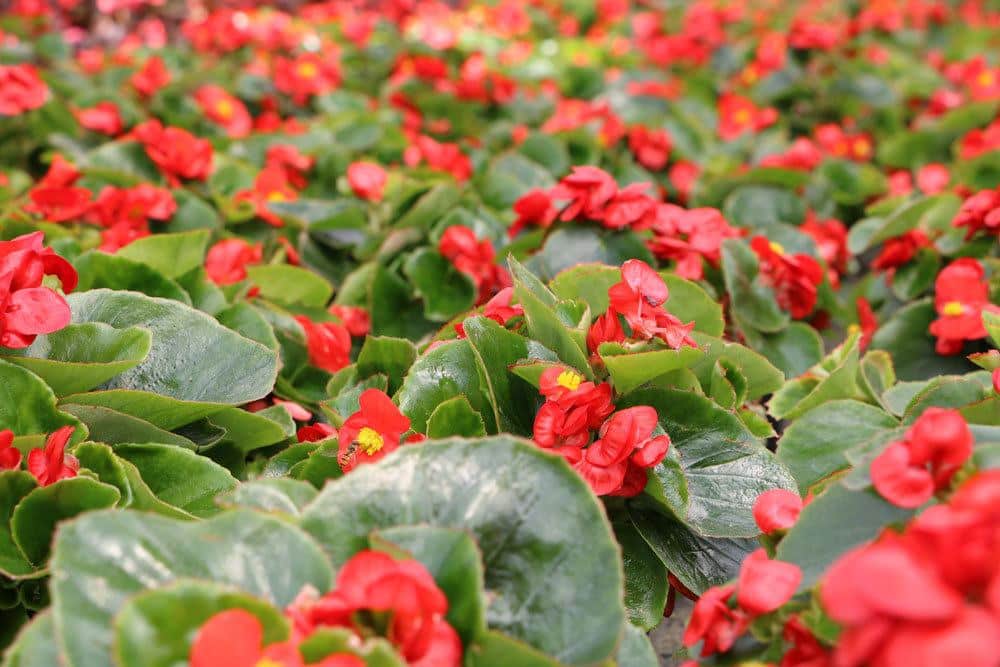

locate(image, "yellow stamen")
(853, 138), (871, 157)
(215, 99), (234, 119)
(734, 109), (751, 125)
(942, 301), (965, 317)
(847, 323), (860, 335)
(297, 62), (319, 79)
(977, 70), (995, 88)
(266, 191), (288, 202)
(357, 427), (384, 455)
(256, 661), (283, 667)
(556, 370), (583, 391)
(769, 241), (785, 255)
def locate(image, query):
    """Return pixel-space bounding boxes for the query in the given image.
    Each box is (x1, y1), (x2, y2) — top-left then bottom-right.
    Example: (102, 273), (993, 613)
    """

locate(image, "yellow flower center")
(215, 99), (234, 119)
(977, 70), (995, 87)
(734, 108), (751, 125)
(847, 323), (860, 334)
(266, 191), (288, 202)
(742, 67), (758, 84)
(357, 426), (384, 455)
(297, 62), (319, 79)
(769, 241), (785, 255)
(556, 370), (583, 391)
(256, 661), (283, 667)
(853, 138), (871, 157)
(942, 301), (965, 317)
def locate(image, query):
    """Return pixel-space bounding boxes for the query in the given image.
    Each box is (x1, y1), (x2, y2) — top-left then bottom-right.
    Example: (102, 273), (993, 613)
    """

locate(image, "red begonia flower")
(26, 426), (79, 487)
(337, 389), (412, 472)
(753, 488), (803, 534)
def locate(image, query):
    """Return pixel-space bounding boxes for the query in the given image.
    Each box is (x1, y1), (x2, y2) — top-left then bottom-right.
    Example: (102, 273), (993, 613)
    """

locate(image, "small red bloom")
(648, 205), (741, 280)
(24, 185), (92, 223)
(871, 408), (973, 508)
(295, 316), (352, 375)
(760, 138), (824, 171)
(274, 54), (341, 104)
(602, 183), (658, 230)
(27, 426), (79, 487)
(781, 616), (832, 667)
(195, 85), (252, 138)
(327, 305), (370, 338)
(750, 237), (825, 319)
(89, 184), (177, 252)
(736, 549), (802, 615)
(753, 489), (803, 534)
(952, 187), (1000, 239)
(608, 259), (696, 348)
(235, 166), (297, 227)
(337, 389), (412, 472)
(266, 145), (313, 190)
(801, 214), (848, 280)
(205, 239), (263, 285)
(550, 166), (618, 222)
(131, 56), (171, 97)
(438, 226), (510, 304)
(628, 126), (672, 171)
(0, 64), (48, 116)
(288, 550), (461, 666)
(929, 258), (1000, 355)
(346, 161), (387, 202)
(297, 423), (336, 443)
(856, 297), (878, 351)
(190, 608), (362, 667)
(872, 230), (932, 277)
(0, 232), (77, 349)
(683, 584), (749, 657)
(917, 163), (951, 195)
(579, 406), (670, 496)
(509, 189), (557, 237)
(668, 161), (700, 203)
(587, 310), (626, 356)
(74, 101), (123, 136)
(717, 93), (778, 140)
(133, 120), (213, 186)
(0, 430), (22, 470)
(532, 400), (590, 451)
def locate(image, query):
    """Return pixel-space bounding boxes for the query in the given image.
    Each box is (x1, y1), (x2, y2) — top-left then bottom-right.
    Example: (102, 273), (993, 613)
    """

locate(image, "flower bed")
(1, 1), (999, 666)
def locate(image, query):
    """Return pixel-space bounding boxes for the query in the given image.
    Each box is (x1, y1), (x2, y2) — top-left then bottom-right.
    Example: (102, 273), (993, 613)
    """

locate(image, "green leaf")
(370, 525), (487, 645)
(426, 396), (487, 438)
(116, 231), (211, 279)
(395, 340), (497, 434)
(600, 344), (705, 395)
(689, 333), (784, 400)
(723, 185), (806, 228)
(204, 407), (291, 454)
(113, 581), (290, 667)
(902, 375), (988, 424)
(617, 622), (658, 667)
(299, 436), (625, 665)
(12, 477), (120, 565)
(2, 611), (59, 667)
(462, 315), (548, 434)
(777, 400), (898, 494)
(68, 290), (278, 404)
(51, 509), (334, 667)
(402, 249), (477, 321)
(368, 265), (437, 341)
(628, 507), (755, 596)
(217, 478), (318, 516)
(511, 259), (593, 379)
(394, 183), (461, 230)
(721, 238), (789, 333)
(663, 275), (725, 337)
(769, 336), (865, 420)
(890, 248), (939, 301)
(620, 389), (796, 538)
(58, 390), (227, 431)
(216, 304), (280, 352)
(73, 252), (191, 303)
(0, 472), (38, 578)
(777, 484), (913, 590)
(112, 444), (237, 517)
(612, 514), (667, 631)
(246, 265), (334, 308)
(870, 300), (973, 381)
(356, 336), (417, 395)
(528, 226), (654, 282)
(743, 322), (824, 380)
(465, 631), (560, 667)
(2, 324), (151, 397)
(0, 360), (81, 437)
(478, 152), (554, 209)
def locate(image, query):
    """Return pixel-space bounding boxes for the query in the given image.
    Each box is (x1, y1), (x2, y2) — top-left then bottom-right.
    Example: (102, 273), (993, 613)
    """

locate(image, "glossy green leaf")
(777, 400), (898, 494)
(112, 444), (237, 517)
(0, 360), (81, 438)
(50, 509), (334, 667)
(12, 477), (120, 565)
(721, 238), (789, 333)
(68, 290), (278, 404)
(612, 514), (668, 631)
(217, 478), (318, 516)
(395, 339), (497, 434)
(689, 333), (784, 400)
(246, 265), (334, 308)
(402, 248), (477, 321)
(871, 300), (973, 381)
(617, 622), (658, 667)
(73, 252), (191, 303)
(0, 472), (38, 578)
(621, 389), (796, 537)
(356, 336), (417, 395)
(601, 343), (704, 395)
(116, 230), (211, 279)
(58, 390), (227, 431)
(1, 323), (151, 397)
(2, 611), (59, 667)
(300, 436), (624, 665)
(426, 396), (487, 438)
